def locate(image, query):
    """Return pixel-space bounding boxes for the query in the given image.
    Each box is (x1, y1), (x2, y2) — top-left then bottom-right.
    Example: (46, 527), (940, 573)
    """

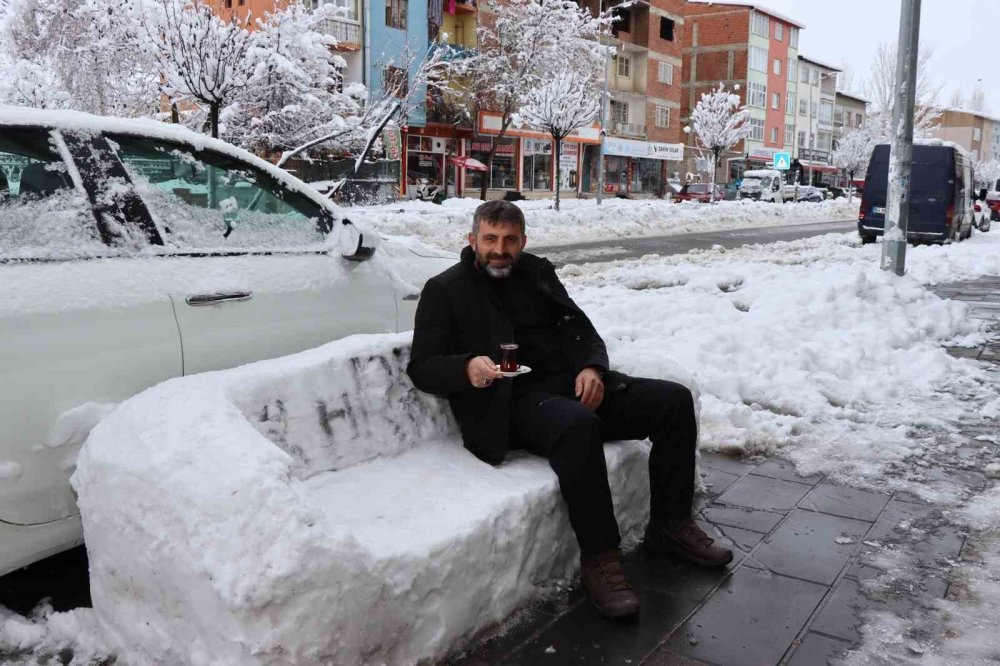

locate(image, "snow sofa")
(73, 333), (655, 665)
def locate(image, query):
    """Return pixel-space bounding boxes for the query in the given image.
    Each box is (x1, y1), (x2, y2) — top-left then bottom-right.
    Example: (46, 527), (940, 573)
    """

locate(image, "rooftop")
(685, 0), (806, 29)
(798, 54), (842, 73)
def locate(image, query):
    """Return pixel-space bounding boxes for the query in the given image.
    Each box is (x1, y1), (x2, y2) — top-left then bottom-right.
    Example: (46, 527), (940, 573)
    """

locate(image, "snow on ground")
(355, 196), (857, 251)
(561, 230), (1000, 494)
(0, 603), (112, 665)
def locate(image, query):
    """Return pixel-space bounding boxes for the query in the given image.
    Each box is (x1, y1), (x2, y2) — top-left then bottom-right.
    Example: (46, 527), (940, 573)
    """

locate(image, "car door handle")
(185, 291), (254, 306)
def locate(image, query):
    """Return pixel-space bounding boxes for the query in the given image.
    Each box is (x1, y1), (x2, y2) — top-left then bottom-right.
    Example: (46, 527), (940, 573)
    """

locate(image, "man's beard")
(476, 250), (517, 279)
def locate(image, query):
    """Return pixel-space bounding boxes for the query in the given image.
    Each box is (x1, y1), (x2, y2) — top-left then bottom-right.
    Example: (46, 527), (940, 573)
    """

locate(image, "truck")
(738, 169), (785, 203)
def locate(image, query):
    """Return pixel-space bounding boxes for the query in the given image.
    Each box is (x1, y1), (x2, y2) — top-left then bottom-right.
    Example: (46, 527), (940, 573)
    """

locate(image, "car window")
(108, 135), (332, 252)
(689, 185), (709, 194)
(742, 177), (762, 187)
(0, 128), (103, 261)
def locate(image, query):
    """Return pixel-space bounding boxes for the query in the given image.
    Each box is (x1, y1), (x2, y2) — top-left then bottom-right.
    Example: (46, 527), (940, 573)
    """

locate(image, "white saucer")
(498, 365), (532, 378)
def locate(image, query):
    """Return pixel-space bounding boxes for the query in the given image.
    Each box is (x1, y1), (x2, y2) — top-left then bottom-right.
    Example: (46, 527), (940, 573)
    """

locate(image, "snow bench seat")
(73, 333), (652, 666)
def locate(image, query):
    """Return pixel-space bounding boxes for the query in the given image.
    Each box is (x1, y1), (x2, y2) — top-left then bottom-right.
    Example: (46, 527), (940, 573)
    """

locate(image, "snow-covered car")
(795, 186), (826, 203)
(973, 190), (994, 232)
(671, 183), (725, 203)
(0, 106), (453, 576)
(738, 169), (785, 203)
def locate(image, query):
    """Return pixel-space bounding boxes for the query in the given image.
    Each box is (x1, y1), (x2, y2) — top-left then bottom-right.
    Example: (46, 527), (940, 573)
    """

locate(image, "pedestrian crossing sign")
(773, 152), (791, 170)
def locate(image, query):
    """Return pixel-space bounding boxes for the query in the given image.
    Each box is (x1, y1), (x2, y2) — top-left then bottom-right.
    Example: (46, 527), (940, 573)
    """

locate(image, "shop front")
(584, 137), (684, 197)
(521, 139), (553, 192)
(464, 137), (517, 192)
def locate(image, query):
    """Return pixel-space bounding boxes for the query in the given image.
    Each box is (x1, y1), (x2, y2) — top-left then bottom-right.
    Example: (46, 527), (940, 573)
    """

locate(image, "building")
(680, 0), (802, 184)
(791, 55), (838, 185)
(834, 90), (868, 136)
(930, 108), (1000, 164)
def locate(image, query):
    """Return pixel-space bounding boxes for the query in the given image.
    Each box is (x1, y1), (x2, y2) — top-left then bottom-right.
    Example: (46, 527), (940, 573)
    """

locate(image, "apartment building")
(834, 91), (868, 135)
(930, 108), (1000, 164)
(680, 0), (802, 183)
(791, 55), (838, 184)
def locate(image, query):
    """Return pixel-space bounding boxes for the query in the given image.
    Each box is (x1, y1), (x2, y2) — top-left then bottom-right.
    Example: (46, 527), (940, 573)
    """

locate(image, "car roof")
(0, 105), (340, 216)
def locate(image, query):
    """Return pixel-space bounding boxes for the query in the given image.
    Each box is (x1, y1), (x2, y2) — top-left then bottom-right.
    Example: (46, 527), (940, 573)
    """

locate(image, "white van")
(739, 169), (785, 203)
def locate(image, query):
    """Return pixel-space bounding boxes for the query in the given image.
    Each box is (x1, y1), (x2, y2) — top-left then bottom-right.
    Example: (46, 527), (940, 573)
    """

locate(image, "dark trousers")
(510, 378), (697, 556)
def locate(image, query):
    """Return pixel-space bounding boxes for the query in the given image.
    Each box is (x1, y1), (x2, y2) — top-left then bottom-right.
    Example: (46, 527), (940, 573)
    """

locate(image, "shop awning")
(448, 156), (488, 171)
(796, 160), (839, 174)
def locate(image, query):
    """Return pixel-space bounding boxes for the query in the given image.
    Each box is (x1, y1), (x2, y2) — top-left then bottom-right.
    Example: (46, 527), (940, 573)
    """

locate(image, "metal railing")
(317, 18), (361, 47)
(612, 122), (646, 138)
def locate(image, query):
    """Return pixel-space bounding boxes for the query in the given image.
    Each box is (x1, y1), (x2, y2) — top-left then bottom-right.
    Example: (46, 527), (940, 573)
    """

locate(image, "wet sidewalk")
(450, 279), (1000, 666)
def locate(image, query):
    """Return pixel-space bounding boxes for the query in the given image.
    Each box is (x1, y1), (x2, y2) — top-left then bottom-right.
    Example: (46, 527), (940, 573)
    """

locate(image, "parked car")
(672, 182), (725, 203)
(738, 169), (785, 203)
(858, 143), (975, 244)
(0, 106), (453, 576)
(973, 188), (994, 232)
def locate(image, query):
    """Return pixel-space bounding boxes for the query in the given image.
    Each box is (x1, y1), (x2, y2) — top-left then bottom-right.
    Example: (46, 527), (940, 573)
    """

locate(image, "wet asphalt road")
(0, 218), (856, 619)
(533, 218), (857, 266)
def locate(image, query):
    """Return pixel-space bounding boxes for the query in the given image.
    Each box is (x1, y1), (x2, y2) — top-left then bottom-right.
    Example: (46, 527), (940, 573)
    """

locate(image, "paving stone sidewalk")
(450, 278), (1000, 666)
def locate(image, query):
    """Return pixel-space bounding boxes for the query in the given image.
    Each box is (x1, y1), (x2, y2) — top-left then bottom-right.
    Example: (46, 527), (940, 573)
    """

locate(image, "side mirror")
(339, 219), (376, 262)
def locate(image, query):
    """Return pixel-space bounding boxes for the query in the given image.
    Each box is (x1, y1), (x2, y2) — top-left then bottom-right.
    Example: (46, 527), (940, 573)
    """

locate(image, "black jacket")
(407, 246), (625, 465)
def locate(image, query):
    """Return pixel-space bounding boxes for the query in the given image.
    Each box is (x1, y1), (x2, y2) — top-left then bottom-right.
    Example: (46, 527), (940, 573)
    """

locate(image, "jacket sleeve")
(546, 267), (610, 376)
(406, 278), (476, 396)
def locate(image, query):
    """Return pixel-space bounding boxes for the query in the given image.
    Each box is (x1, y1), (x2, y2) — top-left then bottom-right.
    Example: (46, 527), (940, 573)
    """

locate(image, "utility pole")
(882, 0), (921, 276)
(596, 0), (609, 205)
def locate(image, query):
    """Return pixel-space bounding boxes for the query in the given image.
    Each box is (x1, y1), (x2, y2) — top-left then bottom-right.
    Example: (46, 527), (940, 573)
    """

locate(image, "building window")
(785, 123), (794, 146)
(750, 11), (769, 37)
(611, 6), (632, 36)
(819, 102), (833, 123)
(799, 99), (808, 116)
(834, 107), (844, 125)
(772, 92), (780, 110)
(655, 105), (671, 128)
(658, 61), (674, 85)
(749, 118), (765, 141)
(617, 55), (631, 79)
(818, 132), (832, 152)
(787, 58), (795, 81)
(773, 58), (781, 76)
(811, 69), (819, 85)
(386, 0), (406, 29)
(790, 27), (799, 47)
(774, 23), (783, 41)
(748, 82), (767, 108)
(811, 101), (818, 118)
(383, 65), (407, 98)
(856, 112), (863, 126)
(521, 139), (553, 191)
(974, 127), (983, 141)
(610, 100), (628, 124)
(798, 130), (806, 149)
(749, 46), (767, 73)
(770, 127), (778, 143)
(328, 0), (359, 22)
(660, 17), (675, 41)
(787, 91), (795, 112)
(800, 65), (809, 83)
(224, 0), (232, 7)
(466, 138), (516, 191)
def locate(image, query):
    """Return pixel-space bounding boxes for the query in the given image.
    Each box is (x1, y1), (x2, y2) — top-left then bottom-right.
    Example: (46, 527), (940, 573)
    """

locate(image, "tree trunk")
(171, 102), (180, 125)
(209, 102), (220, 139)
(480, 144), (497, 201)
(710, 148), (720, 203)
(554, 135), (562, 211)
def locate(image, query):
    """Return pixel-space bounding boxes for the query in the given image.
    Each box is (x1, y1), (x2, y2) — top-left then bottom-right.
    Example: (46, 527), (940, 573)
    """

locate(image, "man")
(407, 201), (732, 620)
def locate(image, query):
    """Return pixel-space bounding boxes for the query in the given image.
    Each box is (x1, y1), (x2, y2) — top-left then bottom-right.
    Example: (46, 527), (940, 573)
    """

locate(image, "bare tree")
(970, 80), (990, 114)
(138, 0), (256, 138)
(464, 0), (610, 200)
(864, 42), (942, 141)
(684, 83), (750, 203)
(950, 86), (965, 109)
(519, 68), (600, 210)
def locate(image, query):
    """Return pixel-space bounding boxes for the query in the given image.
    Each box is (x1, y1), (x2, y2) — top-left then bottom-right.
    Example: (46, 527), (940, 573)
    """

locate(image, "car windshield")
(108, 135), (331, 252)
(688, 184), (710, 194)
(742, 177), (763, 188)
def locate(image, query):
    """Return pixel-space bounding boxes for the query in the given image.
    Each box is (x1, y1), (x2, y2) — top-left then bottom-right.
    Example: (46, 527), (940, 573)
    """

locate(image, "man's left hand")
(575, 367), (604, 411)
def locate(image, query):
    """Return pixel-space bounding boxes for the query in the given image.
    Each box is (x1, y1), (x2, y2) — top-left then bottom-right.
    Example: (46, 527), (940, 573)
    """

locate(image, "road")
(0, 218), (857, 621)
(533, 219), (856, 266)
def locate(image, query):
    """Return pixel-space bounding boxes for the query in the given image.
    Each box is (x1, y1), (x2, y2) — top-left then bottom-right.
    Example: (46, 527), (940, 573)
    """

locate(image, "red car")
(672, 183), (726, 203)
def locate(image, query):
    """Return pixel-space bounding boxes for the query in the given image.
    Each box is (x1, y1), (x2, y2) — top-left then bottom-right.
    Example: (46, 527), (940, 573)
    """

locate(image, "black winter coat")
(407, 246), (626, 465)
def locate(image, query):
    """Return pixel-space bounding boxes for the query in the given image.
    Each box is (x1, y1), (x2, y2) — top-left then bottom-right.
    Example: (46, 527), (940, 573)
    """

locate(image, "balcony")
(612, 122), (646, 139)
(318, 17), (361, 51)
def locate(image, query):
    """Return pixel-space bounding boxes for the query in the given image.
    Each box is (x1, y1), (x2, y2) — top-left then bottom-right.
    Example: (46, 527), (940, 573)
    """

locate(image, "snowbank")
(355, 197), (858, 252)
(73, 333), (659, 665)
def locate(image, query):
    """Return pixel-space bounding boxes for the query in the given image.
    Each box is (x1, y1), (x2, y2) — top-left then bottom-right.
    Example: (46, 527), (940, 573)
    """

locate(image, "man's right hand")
(466, 356), (504, 389)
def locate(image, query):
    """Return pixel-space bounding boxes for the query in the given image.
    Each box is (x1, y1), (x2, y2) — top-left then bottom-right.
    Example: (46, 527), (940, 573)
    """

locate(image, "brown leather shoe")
(644, 518), (734, 568)
(580, 549), (640, 619)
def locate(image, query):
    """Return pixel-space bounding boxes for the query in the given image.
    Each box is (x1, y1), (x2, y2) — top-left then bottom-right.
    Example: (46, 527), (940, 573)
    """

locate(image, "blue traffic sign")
(773, 152), (792, 170)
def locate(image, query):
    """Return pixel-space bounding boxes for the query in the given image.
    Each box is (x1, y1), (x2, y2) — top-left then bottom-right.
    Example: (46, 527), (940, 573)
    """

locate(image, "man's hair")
(471, 200), (526, 236)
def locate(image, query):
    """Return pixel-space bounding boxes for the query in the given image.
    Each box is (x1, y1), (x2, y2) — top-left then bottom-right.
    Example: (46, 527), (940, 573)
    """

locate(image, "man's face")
(468, 220), (527, 279)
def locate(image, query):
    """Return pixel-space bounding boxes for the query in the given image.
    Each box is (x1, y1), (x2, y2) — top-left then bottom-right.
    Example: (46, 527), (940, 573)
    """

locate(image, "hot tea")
(500, 344), (519, 373)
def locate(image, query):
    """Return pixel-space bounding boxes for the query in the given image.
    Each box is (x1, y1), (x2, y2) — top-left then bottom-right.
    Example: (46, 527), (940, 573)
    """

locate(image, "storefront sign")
(383, 124), (401, 161)
(604, 137), (684, 161)
(470, 141), (515, 154)
(747, 146), (779, 161)
(522, 139), (552, 155)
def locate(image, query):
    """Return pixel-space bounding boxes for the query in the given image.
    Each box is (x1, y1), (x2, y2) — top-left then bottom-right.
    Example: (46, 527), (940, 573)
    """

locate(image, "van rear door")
(906, 146), (953, 237)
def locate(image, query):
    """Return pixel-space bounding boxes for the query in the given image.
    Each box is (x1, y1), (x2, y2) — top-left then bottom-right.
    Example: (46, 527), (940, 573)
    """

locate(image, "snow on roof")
(685, 0), (805, 29)
(938, 106), (1000, 124)
(835, 90), (870, 104)
(797, 54), (841, 73)
(0, 105), (340, 216)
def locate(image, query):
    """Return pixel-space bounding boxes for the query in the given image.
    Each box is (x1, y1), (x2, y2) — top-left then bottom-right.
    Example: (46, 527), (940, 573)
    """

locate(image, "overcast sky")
(758, 0), (1000, 112)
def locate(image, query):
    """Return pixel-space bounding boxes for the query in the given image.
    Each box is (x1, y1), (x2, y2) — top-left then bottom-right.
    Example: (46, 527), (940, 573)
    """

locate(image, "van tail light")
(945, 204), (955, 224)
(975, 203), (982, 213)
(859, 195), (869, 221)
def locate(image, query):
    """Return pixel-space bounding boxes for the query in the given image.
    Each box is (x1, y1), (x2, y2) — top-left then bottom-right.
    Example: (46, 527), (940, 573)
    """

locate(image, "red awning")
(448, 156), (488, 172)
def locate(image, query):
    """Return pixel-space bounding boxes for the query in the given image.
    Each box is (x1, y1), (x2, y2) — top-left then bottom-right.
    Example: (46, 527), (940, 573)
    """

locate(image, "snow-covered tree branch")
(685, 83), (750, 203)
(519, 68), (600, 210)
(831, 127), (874, 202)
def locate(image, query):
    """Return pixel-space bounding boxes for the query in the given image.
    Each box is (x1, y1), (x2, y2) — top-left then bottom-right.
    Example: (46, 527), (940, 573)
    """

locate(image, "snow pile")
(73, 333), (657, 665)
(560, 230), (1000, 488)
(0, 604), (112, 665)
(354, 197), (858, 251)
